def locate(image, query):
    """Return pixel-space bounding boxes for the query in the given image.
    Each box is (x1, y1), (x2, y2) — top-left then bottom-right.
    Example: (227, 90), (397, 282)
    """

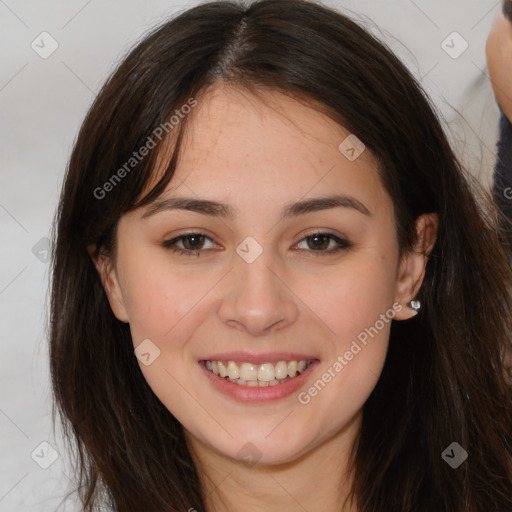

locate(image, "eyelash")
(162, 231), (351, 257)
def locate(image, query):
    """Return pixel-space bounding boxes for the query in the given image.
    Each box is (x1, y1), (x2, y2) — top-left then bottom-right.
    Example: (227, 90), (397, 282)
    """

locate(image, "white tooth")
(210, 359), (308, 382)
(258, 363), (276, 381)
(218, 361), (228, 378)
(258, 380), (269, 387)
(227, 361), (239, 379)
(275, 361), (288, 379)
(239, 363), (258, 380)
(288, 360), (298, 377)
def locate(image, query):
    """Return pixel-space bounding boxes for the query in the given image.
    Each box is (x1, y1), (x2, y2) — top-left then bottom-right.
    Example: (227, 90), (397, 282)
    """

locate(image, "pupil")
(185, 235), (203, 249)
(309, 234), (328, 250)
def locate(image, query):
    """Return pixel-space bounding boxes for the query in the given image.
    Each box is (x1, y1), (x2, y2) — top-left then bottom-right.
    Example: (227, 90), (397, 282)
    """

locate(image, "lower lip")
(199, 360), (320, 403)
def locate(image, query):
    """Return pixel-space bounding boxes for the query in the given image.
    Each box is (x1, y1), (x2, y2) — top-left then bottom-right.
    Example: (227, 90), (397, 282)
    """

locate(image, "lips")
(198, 355), (321, 403)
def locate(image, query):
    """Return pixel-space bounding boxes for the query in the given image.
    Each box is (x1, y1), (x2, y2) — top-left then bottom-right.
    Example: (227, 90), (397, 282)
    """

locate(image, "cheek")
(122, 263), (207, 416)
(303, 251), (398, 343)
(296, 259), (397, 426)
(298, 250), (398, 409)
(120, 257), (221, 409)
(121, 258), (209, 343)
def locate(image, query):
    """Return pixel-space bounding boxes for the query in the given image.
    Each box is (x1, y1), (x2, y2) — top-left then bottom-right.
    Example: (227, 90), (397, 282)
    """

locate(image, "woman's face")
(94, 84), (431, 466)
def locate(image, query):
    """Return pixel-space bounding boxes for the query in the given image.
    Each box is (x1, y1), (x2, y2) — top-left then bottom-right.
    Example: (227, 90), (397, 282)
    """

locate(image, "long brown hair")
(48, 1), (512, 510)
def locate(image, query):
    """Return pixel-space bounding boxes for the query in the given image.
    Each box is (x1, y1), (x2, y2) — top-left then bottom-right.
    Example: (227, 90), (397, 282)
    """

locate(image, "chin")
(217, 433), (314, 467)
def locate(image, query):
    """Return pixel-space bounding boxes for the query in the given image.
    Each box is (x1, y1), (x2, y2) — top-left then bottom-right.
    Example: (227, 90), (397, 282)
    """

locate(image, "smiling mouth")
(203, 359), (314, 387)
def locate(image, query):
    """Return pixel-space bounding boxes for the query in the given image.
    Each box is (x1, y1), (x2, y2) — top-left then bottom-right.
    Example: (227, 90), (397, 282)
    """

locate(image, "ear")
(87, 243), (130, 323)
(393, 213), (438, 320)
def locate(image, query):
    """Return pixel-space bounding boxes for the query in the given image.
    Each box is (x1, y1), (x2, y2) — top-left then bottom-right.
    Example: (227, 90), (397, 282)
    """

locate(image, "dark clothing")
(493, 108), (512, 246)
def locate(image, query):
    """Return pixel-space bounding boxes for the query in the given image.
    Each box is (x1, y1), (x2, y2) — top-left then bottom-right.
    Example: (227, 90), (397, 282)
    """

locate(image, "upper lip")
(200, 352), (319, 365)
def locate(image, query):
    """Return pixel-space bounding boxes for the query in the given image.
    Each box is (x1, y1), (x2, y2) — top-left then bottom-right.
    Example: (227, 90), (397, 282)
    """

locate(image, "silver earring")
(408, 299), (421, 311)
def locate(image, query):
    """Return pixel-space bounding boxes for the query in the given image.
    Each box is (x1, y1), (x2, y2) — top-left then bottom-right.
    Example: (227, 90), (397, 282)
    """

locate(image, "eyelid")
(164, 229), (217, 245)
(291, 231), (351, 253)
(296, 227), (348, 242)
(162, 230), (219, 249)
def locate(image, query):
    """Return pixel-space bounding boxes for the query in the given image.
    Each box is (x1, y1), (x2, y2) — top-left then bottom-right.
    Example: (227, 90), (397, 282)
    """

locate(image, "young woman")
(48, 1), (512, 510)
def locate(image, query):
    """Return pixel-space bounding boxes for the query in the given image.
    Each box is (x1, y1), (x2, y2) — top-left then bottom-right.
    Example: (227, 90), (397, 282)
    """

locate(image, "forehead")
(140, 83), (390, 219)
(183, 84), (363, 168)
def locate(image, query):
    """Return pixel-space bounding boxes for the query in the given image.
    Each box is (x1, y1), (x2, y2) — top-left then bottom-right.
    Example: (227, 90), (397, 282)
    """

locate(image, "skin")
(89, 83), (437, 512)
(486, 10), (512, 122)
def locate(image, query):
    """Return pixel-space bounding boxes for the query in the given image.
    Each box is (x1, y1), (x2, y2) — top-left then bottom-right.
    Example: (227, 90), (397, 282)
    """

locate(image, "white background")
(0, 0), (503, 510)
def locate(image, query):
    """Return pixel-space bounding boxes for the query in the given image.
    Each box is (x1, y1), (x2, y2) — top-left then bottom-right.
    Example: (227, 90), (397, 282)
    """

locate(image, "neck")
(185, 410), (362, 512)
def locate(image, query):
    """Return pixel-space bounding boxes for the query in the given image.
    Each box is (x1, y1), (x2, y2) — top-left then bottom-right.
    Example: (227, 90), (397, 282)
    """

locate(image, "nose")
(216, 247), (299, 336)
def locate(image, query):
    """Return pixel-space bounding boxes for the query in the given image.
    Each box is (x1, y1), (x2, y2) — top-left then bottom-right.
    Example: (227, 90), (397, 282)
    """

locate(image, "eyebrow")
(140, 194), (371, 220)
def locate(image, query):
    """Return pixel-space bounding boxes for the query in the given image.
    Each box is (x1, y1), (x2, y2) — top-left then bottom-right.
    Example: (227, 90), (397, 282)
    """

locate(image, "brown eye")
(181, 234), (206, 250)
(162, 232), (217, 257)
(306, 234), (331, 250)
(295, 232), (351, 256)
